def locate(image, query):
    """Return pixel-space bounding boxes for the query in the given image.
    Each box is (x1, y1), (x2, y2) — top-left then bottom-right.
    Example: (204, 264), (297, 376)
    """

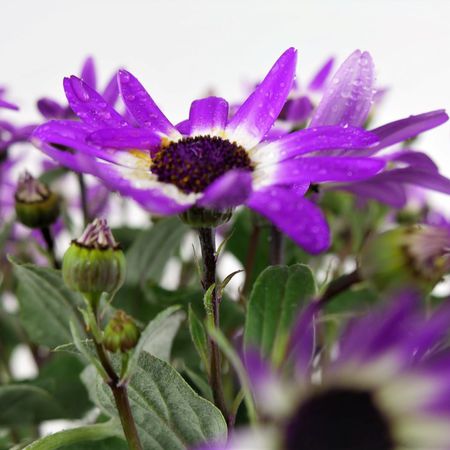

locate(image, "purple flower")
(201, 293), (450, 450)
(37, 56), (119, 120)
(306, 50), (449, 207)
(32, 48), (385, 254)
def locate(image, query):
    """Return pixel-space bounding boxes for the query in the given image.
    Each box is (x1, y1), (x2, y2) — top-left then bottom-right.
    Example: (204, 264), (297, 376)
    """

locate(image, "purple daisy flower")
(306, 50), (449, 206)
(200, 293), (450, 450)
(31, 48), (386, 254)
(37, 56), (119, 120)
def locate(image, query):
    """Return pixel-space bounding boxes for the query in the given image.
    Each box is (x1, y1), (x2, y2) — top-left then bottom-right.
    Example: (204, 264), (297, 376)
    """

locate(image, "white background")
(1, 0), (450, 434)
(1, 0), (449, 194)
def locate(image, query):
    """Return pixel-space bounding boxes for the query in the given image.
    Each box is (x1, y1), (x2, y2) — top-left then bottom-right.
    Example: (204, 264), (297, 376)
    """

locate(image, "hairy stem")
(90, 301), (143, 450)
(40, 226), (60, 269)
(197, 227), (228, 420)
(269, 224), (284, 266)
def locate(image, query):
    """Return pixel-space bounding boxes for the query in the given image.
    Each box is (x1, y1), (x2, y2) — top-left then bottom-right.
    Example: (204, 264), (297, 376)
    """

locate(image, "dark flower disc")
(284, 387), (394, 450)
(151, 135), (253, 194)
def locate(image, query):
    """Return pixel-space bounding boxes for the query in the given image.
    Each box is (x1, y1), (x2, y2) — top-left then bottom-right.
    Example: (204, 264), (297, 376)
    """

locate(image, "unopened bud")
(103, 310), (140, 353)
(15, 171), (60, 228)
(62, 218), (126, 295)
(360, 225), (450, 293)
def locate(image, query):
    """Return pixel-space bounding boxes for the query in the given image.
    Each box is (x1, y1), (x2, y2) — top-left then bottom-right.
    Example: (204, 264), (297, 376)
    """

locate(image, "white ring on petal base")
(114, 165), (201, 206)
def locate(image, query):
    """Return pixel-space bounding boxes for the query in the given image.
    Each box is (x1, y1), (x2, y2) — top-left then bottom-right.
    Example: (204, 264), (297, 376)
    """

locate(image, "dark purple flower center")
(284, 388), (394, 450)
(150, 136), (253, 194)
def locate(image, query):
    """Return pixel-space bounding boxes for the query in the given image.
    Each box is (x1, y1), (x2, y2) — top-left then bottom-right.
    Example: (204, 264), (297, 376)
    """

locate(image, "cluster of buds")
(62, 218), (126, 295)
(14, 171), (60, 228)
(360, 224), (450, 293)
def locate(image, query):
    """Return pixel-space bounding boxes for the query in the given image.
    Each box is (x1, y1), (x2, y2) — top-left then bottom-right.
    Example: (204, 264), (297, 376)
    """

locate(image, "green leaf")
(188, 304), (209, 371)
(32, 353), (91, 419)
(123, 305), (184, 381)
(126, 217), (187, 285)
(82, 351), (227, 450)
(11, 261), (84, 348)
(244, 264), (316, 364)
(23, 420), (124, 450)
(0, 385), (62, 425)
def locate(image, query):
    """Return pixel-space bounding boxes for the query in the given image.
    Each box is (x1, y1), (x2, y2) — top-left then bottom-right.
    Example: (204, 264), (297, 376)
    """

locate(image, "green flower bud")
(103, 310), (140, 353)
(179, 206), (233, 228)
(14, 171), (60, 228)
(62, 218), (126, 295)
(360, 225), (450, 293)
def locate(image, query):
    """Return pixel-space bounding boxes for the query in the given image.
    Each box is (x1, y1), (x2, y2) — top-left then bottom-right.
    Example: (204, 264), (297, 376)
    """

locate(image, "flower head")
(202, 293), (450, 450)
(32, 48), (385, 254)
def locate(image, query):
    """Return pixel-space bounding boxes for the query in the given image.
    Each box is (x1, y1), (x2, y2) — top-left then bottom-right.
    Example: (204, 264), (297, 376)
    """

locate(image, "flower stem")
(40, 226), (60, 269)
(90, 300), (143, 450)
(197, 227), (228, 420)
(77, 173), (90, 227)
(269, 224), (284, 266)
(318, 269), (362, 306)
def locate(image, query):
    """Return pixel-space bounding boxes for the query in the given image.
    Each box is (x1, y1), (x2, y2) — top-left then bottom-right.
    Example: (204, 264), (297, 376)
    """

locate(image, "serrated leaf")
(126, 217), (187, 285)
(244, 264), (316, 364)
(82, 351), (227, 450)
(11, 261), (84, 348)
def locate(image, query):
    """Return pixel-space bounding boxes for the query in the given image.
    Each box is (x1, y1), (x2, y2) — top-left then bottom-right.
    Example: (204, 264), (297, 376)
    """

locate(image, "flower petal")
(102, 72), (120, 106)
(279, 96), (313, 124)
(80, 56), (97, 89)
(247, 185), (330, 253)
(118, 69), (180, 138)
(373, 168), (450, 194)
(256, 156), (385, 187)
(97, 163), (195, 215)
(33, 120), (150, 170)
(371, 110), (449, 150)
(37, 98), (68, 119)
(189, 97), (229, 137)
(88, 127), (161, 150)
(251, 126), (379, 167)
(64, 76), (129, 129)
(332, 180), (408, 208)
(0, 99), (19, 111)
(308, 56), (335, 91)
(226, 48), (297, 149)
(197, 169), (253, 210)
(310, 50), (375, 127)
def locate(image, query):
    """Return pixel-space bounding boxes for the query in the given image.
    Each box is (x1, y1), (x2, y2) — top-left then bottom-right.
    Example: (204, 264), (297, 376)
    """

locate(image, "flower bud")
(14, 171), (60, 228)
(360, 225), (450, 293)
(62, 218), (126, 295)
(103, 310), (140, 353)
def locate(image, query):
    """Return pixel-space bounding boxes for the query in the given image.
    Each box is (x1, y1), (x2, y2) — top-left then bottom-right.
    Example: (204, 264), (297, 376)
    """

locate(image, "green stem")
(241, 222), (261, 299)
(77, 173), (90, 227)
(40, 226), (60, 269)
(89, 298), (143, 450)
(269, 224), (284, 266)
(197, 227), (228, 421)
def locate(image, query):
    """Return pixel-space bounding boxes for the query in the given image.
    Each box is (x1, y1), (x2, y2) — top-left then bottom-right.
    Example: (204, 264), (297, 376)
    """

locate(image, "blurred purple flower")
(200, 293), (450, 449)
